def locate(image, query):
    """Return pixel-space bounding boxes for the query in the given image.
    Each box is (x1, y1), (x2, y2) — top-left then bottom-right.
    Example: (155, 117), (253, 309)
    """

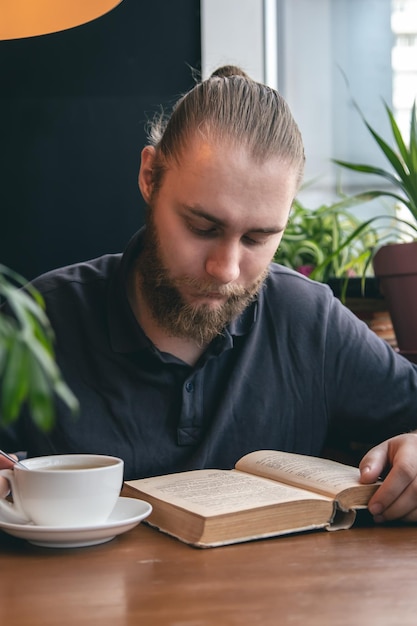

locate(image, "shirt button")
(185, 381), (194, 393)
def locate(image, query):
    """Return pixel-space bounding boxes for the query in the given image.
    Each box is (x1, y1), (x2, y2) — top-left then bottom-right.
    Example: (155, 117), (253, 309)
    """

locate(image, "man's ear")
(138, 146), (156, 203)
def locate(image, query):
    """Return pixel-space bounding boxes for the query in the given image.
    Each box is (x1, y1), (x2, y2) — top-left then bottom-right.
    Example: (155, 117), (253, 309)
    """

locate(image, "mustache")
(171, 276), (255, 298)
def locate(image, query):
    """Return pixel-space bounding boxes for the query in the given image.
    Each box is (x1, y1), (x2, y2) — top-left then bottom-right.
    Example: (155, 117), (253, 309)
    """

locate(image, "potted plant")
(274, 196), (397, 347)
(334, 101), (417, 359)
(275, 196), (380, 285)
(0, 265), (78, 431)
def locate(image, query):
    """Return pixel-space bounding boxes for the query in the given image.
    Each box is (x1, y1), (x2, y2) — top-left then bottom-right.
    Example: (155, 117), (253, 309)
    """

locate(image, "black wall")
(0, 0), (201, 280)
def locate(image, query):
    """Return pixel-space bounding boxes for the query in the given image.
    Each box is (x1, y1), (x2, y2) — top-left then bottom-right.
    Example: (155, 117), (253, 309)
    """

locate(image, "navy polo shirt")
(2, 228), (417, 479)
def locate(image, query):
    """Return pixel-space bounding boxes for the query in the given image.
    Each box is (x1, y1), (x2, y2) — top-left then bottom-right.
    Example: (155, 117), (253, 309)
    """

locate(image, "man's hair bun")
(209, 65), (251, 80)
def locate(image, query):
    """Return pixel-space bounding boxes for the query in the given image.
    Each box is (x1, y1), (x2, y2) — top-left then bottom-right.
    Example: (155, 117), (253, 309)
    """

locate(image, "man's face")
(138, 137), (299, 344)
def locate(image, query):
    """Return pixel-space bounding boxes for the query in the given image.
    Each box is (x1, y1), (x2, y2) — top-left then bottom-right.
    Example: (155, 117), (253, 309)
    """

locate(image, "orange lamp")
(0, 0), (124, 40)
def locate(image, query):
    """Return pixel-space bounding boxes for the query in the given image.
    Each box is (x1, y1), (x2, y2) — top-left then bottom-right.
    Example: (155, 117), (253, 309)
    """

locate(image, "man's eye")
(243, 235), (266, 246)
(189, 224), (218, 237)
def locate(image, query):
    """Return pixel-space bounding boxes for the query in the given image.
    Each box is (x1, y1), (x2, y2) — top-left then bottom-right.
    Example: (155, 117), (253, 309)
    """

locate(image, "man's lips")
(192, 292), (224, 300)
(203, 292), (223, 298)
(184, 288), (227, 302)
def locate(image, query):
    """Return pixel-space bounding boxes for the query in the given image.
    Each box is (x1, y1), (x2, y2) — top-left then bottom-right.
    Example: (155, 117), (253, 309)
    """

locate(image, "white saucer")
(0, 497), (152, 548)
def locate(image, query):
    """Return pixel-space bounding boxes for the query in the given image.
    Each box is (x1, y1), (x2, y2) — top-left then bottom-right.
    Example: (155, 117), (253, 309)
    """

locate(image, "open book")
(122, 450), (381, 548)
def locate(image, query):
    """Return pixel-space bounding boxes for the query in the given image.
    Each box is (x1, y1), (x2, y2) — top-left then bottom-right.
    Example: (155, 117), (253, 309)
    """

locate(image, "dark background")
(0, 0), (201, 280)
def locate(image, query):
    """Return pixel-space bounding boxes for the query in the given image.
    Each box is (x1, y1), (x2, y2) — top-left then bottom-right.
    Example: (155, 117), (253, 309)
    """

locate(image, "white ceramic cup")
(0, 454), (124, 527)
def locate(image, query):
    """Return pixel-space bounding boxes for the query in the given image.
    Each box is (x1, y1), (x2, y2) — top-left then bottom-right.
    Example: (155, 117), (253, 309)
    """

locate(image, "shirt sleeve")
(323, 295), (417, 444)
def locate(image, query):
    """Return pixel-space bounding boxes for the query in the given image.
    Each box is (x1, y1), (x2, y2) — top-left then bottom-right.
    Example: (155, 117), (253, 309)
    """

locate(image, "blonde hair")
(147, 65), (305, 193)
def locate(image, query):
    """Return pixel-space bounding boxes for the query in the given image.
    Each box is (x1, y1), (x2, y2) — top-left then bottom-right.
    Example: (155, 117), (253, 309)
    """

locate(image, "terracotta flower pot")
(373, 241), (417, 355)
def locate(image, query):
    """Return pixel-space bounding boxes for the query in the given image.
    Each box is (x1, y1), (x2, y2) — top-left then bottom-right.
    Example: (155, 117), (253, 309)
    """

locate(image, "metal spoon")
(0, 449), (28, 469)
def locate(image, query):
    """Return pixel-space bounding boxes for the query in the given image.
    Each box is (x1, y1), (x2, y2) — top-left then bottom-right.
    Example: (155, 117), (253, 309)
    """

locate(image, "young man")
(2, 67), (417, 524)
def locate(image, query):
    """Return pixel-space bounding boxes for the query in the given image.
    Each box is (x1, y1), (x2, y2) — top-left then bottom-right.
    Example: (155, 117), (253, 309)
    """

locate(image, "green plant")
(0, 265), (79, 431)
(333, 100), (417, 234)
(274, 196), (381, 285)
(278, 101), (417, 295)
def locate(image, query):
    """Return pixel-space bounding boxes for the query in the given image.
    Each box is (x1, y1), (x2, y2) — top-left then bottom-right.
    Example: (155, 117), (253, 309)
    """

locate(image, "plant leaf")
(26, 353), (55, 432)
(0, 267), (79, 430)
(334, 99), (417, 221)
(0, 336), (30, 424)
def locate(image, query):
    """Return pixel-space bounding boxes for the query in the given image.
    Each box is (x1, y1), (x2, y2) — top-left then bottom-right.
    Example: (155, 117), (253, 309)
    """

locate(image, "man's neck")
(127, 268), (207, 366)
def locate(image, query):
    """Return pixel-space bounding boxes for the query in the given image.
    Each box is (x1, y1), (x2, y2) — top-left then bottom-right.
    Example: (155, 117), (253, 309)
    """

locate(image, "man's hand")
(0, 455), (16, 498)
(360, 433), (417, 523)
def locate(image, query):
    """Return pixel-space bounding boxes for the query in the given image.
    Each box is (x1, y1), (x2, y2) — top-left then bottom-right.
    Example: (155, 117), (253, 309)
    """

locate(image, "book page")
(130, 469), (331, 517)
(235, 451), (365, 498)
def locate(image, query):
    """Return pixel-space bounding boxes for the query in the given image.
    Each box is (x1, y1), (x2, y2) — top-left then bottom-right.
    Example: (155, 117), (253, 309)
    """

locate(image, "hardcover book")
(123, 450), (380, 548)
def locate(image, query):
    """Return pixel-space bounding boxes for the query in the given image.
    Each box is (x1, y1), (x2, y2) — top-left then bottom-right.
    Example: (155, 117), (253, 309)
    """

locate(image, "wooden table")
(1, 513), (416, 626)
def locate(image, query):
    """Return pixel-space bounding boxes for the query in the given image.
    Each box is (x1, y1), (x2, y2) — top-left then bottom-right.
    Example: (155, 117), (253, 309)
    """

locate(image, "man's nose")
(205, 241), (241, 284)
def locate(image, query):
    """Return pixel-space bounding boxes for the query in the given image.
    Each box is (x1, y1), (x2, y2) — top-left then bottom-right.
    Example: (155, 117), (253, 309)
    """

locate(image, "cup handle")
(0, 469), (31, 524)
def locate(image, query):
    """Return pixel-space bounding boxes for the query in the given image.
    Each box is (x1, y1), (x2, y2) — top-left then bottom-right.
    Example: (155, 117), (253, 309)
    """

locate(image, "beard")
(136, 211), (268, 346)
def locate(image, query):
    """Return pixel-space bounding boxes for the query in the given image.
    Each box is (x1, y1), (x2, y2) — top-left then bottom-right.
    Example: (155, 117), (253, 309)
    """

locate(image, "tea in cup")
(0, 454), (124, 527)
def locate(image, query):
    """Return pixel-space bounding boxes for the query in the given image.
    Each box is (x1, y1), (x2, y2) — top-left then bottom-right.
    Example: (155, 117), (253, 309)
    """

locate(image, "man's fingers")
(369, 477), (417, 522)
(359, 443), (388, 484)
(0, 477), (11, 498)
(0, 453), (17, 498)
(363, 435), (417, 521)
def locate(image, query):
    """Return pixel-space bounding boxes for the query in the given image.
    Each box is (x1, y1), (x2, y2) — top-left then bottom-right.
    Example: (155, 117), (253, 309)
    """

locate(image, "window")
(201, 0), (416, 210)
(392, 0), (417, 139)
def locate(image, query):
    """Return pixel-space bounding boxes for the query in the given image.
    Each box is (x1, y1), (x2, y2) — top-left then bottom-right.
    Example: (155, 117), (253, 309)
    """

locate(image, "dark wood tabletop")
(1, 513), (416, 626)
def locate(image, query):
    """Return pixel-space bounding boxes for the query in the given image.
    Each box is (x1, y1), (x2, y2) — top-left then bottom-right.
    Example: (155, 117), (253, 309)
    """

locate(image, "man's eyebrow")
(184, 205), (286, 233)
